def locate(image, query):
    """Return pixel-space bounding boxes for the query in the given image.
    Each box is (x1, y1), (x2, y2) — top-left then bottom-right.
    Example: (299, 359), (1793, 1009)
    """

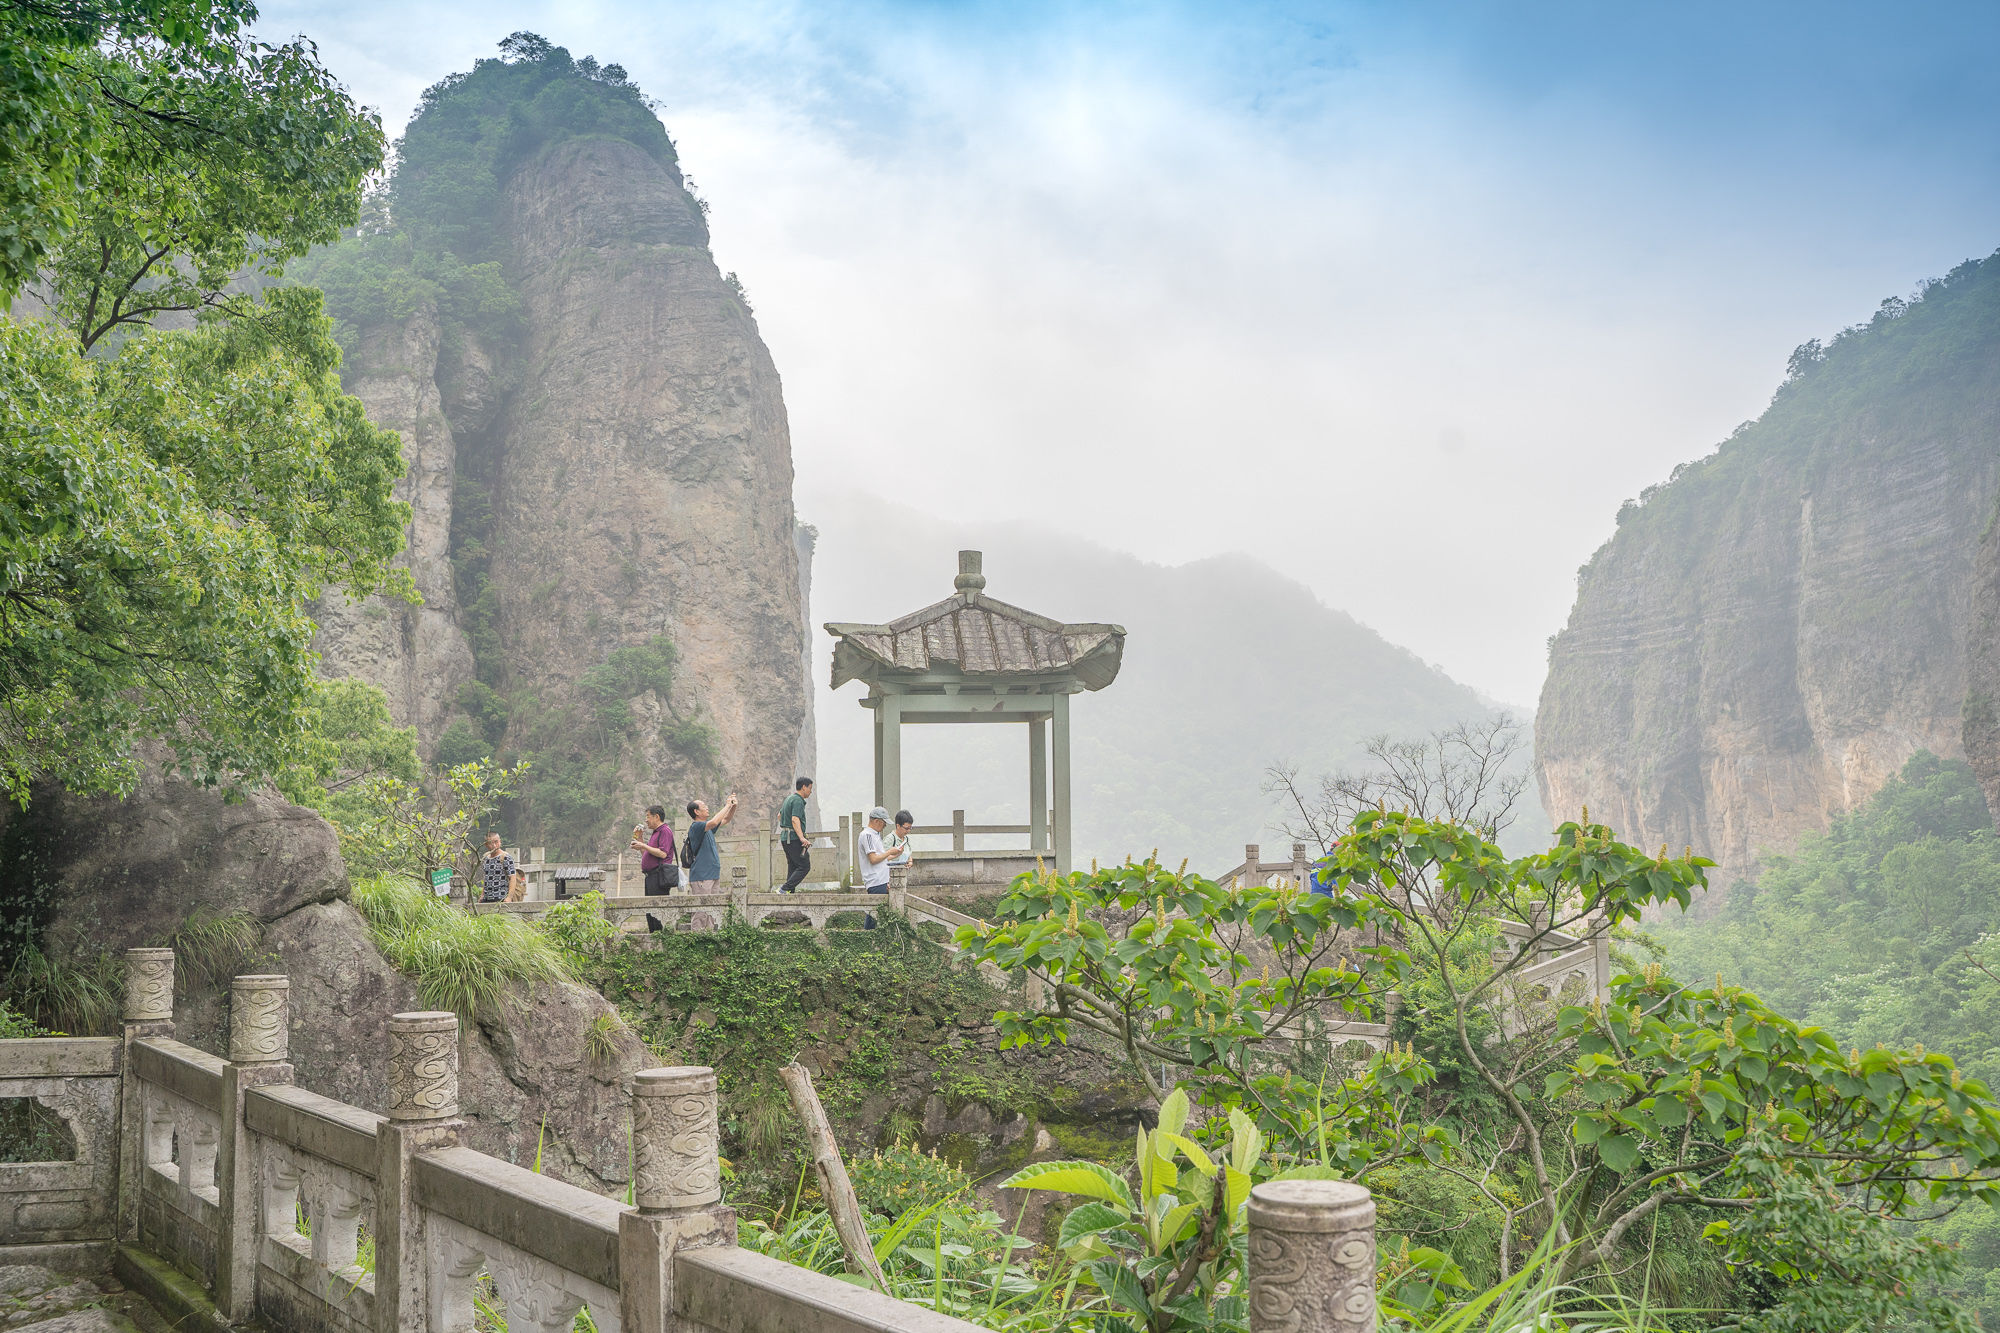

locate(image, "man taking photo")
(630, 805), (678, 895)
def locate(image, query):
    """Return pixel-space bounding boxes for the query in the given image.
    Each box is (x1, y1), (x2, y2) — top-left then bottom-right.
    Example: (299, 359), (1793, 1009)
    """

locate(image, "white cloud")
(268, 0), (2000, 705)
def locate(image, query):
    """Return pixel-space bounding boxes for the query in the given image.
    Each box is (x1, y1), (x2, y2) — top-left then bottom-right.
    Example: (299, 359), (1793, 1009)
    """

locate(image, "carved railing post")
(218, 975), (294, 1318)
(1247, 1179), (1377, 1333)
(887, 861), (909, 914)
(117, 948), (175, 1240)
(376, 1012), (463, 1333)
(620, 1067), (736, 1333)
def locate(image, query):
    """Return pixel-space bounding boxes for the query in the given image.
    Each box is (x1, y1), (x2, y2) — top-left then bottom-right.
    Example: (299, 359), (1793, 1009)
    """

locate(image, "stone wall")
(0, 947), (1377, 1333)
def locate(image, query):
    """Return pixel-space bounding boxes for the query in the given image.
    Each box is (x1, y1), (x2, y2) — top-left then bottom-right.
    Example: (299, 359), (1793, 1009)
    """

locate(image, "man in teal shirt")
(777, 777), (813, 892)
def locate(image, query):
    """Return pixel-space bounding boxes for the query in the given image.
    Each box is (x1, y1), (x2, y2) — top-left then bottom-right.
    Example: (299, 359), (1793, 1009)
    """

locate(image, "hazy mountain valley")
(7, 14), (2000, 1332)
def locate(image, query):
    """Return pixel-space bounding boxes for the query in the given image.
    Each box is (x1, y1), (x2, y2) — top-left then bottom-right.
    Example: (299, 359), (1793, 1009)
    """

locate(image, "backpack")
(679, 821), (701, 871)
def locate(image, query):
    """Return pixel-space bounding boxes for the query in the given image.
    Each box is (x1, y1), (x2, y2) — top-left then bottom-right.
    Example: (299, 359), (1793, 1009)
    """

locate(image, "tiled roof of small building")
(825, 552), (1125, 691)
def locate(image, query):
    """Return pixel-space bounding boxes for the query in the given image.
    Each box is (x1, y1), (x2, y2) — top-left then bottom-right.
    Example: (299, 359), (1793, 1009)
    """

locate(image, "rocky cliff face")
(485, 136), (809, 836)
(311, 310), (476, 743)
(1961, 498), (2000, 817)
(1538, 252), (2000, 893)
(311, 51), (813, 855)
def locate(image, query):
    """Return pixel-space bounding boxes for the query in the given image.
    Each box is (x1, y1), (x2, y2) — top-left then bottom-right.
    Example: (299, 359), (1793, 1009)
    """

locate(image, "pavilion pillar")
(879, 693), (903, 816)
(1028, 718), (1049, 856)
(872, 701), (884, 806)
(1052, 692), (1072, 874)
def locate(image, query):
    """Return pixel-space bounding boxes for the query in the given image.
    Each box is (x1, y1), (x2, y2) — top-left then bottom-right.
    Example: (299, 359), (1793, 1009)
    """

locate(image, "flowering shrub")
(848, 1140), (974, 1217)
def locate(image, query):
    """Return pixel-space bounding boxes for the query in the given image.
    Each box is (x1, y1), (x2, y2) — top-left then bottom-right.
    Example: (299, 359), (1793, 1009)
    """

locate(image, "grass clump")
(171, 910), (265, 989)
(352, 875), (573, 1020)
(2, 938), (121, 1035)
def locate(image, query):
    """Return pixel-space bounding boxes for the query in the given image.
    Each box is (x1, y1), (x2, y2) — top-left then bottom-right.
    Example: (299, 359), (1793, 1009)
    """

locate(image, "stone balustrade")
(0, 944), (1389, 1332)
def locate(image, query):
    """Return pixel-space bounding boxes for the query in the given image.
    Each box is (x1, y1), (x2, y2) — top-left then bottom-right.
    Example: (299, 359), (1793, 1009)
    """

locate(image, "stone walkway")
(0, 1265), (166, 1333)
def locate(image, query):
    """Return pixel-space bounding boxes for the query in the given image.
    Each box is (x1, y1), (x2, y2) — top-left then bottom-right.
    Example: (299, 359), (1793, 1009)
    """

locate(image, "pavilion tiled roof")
(825, 554), (1125, 692)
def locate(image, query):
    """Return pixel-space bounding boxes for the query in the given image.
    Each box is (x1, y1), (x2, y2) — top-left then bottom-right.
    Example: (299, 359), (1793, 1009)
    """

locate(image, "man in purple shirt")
(630, 805), (678, 895)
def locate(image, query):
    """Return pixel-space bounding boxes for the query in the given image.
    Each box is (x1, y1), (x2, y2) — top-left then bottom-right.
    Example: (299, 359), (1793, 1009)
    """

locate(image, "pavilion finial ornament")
(954, 548), (987, 595)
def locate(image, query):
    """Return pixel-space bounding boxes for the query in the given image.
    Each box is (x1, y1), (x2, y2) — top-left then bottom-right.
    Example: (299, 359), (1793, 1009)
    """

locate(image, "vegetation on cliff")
(1657, 751), (2000, 1325)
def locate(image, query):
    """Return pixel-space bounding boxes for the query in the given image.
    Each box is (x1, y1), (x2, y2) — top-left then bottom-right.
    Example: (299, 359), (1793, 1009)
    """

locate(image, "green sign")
(431, 866), (454, 890)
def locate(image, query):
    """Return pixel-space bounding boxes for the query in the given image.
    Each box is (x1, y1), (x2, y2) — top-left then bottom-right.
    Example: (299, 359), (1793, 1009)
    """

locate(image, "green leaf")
(1057, 1201), (1133, 1249)
(1157, 1086), (1190, 1139)
(1225, 1165), (1254, 1215)
(1597, 1134), (1641, 1173)
(1087, 1259), (1153, 1320)
(1159, 1131), (1216, 1176)
(1158, 1201), (1200, 1246)
(1000, 1160), (1136, 1210)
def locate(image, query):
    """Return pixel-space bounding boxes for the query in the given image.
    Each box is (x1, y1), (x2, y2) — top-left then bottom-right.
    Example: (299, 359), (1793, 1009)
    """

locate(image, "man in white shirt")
(859, 806), (894, 894)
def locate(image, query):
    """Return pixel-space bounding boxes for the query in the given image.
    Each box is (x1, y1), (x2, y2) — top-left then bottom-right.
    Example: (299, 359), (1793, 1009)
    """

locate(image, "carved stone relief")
(230, 975), (291, 1064)
(125, 949), (175, 1022)
(387, 1012), (459, 1121)
(1246, 1180), (1376, 1333)
(631, 1067), (719, 1210)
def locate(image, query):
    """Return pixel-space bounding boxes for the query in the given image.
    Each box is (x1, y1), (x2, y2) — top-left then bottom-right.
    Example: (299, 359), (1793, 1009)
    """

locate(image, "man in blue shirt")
(682, 793), (737, 893)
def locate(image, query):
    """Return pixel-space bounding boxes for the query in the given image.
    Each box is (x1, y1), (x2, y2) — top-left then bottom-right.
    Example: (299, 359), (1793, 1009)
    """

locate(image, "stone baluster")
(1528, 902), (1552, 960)
(376, 1012), (463, 1333)
(1291, 840), (1310, 890)
(218, 975), (294, 1318)
(118, 948), (176, 1240)
(621, 1067), (736, 1333)
(1247, 1179), (1378, 1333)
(888, 861), (909, 913)
(1244, 844), (1261, 887)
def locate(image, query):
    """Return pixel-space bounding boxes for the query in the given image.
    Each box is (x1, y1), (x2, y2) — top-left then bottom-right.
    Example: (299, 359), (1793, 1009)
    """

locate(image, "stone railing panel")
(411, 1147), (622, 1291)
(245, 1084), (383, 1178)
(0, 1037), (121, 1251)
(675, 1246), (986, 1333)
(253, 1131), (379, 1333)
(135, 1079), (223, 1288)
(130, 1038), (225, 1111)
(429, 1213), (621, 1333)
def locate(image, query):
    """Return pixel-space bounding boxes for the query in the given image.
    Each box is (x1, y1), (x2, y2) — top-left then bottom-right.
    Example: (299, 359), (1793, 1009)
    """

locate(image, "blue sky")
(263, 0), (2000, 706)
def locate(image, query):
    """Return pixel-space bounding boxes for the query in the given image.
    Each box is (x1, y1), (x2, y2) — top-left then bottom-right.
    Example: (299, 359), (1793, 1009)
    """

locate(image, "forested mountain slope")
(300, 37), (813, 855)
(1538, 251), (2000, 892)
(807, 497), (1540, 873)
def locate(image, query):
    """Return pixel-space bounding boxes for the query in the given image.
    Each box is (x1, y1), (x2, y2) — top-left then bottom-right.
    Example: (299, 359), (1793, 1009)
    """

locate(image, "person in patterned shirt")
(478, 833), (517, 903)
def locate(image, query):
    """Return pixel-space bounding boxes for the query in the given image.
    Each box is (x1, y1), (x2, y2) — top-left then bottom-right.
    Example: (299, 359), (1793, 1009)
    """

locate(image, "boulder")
(1, 770), (652, 1194)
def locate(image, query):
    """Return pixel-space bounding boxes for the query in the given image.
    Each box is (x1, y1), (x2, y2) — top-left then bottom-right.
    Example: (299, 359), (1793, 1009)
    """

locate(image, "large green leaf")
(1001, 1160), (1136, 1210)
(1159, 1131), (1216, 1176)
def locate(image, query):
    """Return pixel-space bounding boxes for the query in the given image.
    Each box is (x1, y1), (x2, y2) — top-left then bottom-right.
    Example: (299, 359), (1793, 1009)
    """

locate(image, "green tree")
(0, 291), (411, 801)
(964, 814), (2000, 1324)
(0, 0), (402, 801)
(1, 0), (385, 345)
(276, 676), (420, 810)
